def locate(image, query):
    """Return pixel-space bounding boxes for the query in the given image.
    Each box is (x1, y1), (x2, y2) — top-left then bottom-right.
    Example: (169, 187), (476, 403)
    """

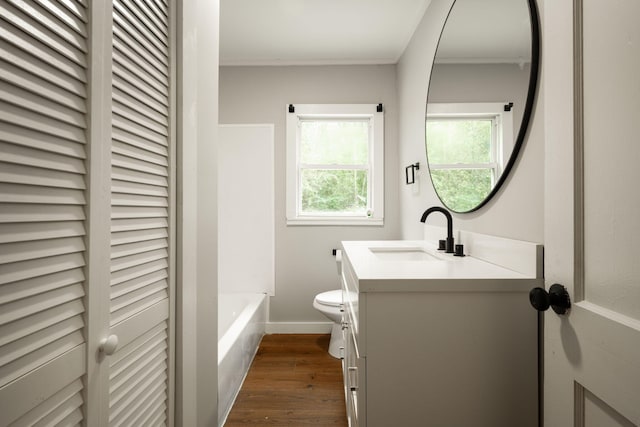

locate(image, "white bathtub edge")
(218, 293), (267, 427)
(218, 330), (263, 427)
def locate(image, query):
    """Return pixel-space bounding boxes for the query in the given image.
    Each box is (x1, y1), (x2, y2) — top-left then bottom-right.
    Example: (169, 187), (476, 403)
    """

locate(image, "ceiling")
(219, 0), (532, 66)
(219, 0), (432, 66)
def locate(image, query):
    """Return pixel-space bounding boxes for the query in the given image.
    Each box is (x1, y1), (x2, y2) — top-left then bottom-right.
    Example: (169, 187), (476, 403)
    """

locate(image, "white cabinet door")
(543, 0), (640, 425)
(0, 1), (91, 424)
(0, 1), (175, 425)
(108, 0), (174, 425)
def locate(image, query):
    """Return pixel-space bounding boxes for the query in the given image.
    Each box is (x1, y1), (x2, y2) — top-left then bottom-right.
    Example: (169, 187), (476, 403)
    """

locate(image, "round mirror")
(425, 0), (540, 213)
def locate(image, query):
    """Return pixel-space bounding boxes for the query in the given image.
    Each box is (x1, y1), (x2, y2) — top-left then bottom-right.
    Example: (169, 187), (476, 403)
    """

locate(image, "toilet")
(313, 250), (344, 358)
(313, 290), (343, 358)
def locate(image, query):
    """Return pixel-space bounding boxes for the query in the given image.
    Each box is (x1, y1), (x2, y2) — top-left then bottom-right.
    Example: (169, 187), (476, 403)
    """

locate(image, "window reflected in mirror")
(426, 102), (512, 212)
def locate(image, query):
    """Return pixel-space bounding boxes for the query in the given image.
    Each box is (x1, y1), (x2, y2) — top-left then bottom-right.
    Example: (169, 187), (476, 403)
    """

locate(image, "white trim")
(429, 162), (499, 170)
(287, 218), (383, 226)
(266, 322), (333, 334)
(219, 58), (398, 67)
(176, 0), (220, 425)
(427, 102), (511, 116)
(167, 1), (177, 423)
(85, 1), (113, 423)
(286, 103), (384, 226)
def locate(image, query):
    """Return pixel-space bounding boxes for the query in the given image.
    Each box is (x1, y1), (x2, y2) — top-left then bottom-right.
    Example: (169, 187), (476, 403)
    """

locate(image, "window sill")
(286, 217), (384, 227)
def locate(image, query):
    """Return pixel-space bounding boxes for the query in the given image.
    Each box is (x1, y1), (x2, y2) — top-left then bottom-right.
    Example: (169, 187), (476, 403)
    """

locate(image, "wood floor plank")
(224, 334), (348, 426)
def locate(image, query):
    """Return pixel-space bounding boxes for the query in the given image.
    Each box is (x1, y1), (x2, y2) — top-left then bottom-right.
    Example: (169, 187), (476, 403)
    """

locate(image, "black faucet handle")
(445, 237), (454, 253)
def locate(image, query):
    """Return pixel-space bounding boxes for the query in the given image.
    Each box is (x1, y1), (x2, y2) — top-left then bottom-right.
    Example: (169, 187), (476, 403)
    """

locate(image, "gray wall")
(219, 65), (400, 324)
(397, 0), (544, 243)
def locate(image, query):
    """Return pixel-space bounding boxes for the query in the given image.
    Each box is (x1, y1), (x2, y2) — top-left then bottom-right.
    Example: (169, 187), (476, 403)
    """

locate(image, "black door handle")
(529, 284), (571, 315)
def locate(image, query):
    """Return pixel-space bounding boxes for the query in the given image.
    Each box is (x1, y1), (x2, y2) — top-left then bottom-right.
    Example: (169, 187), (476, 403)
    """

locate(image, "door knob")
(99, 334), (119, 356)
(529, 284), (571, 315)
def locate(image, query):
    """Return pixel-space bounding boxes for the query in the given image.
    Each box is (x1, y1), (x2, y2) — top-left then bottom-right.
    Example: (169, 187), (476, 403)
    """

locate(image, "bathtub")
(218, 292), (267, 426)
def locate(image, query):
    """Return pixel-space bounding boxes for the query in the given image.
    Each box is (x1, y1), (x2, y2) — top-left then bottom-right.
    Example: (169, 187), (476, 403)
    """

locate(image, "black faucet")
(420, 206), (454, 253)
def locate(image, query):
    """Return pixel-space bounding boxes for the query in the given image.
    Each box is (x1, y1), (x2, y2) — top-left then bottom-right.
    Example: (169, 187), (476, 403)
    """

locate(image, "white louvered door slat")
(108, 0), (174, 425)
(0, 0), (90, 423)
(10, 379), (83, 426)
(0, 1), (175, 424)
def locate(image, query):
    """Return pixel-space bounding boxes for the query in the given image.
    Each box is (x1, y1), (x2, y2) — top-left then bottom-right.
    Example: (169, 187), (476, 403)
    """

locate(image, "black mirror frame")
(425, 0), (541, 213)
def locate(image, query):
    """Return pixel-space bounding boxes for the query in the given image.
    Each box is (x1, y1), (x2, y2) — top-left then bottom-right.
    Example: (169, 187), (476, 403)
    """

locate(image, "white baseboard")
(265, 321), (332, 334)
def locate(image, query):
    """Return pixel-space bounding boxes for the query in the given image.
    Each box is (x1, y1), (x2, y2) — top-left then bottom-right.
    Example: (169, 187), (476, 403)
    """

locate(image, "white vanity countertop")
(341, 240), (542, 293)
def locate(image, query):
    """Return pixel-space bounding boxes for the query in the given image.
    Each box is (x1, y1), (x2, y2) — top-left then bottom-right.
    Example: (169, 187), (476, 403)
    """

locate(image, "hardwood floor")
(224, 334), (348, 426)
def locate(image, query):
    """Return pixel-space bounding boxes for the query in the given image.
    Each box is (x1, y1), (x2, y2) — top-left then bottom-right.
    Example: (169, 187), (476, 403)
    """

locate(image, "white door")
(108, 0), (175, 425)
(543, 0), (640, 425)
(0, 1), (175, 425)
(0, 1), (92, 425)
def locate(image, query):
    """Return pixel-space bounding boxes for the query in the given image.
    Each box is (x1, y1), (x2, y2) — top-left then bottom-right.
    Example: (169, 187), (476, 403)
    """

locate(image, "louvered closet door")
(108, 0), (174, 425)
(0, 1), (89, 425)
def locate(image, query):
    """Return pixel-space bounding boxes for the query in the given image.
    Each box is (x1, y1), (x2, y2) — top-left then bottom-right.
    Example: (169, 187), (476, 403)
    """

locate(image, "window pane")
(300, 120), (369, 165)
(301, 169), (368, 214)
(426, 119), (492, 164)
(430, 169), (492, 212)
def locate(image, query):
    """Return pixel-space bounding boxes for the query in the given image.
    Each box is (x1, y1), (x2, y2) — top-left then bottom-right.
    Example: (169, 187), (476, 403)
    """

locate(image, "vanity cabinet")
(341, 256), (363, 425)
(339, 238), (542, 427)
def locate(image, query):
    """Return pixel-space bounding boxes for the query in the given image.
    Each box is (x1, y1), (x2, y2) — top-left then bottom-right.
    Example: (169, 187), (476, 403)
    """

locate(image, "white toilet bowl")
(313, 290), (343, 358)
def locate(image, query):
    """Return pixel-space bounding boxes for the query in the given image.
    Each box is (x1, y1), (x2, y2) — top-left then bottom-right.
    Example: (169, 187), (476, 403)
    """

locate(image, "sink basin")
(368, 247), (444, 261)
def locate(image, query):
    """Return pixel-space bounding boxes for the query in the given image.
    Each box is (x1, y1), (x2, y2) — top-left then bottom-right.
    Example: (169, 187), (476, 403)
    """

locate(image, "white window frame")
(286, 104), (384, 226)
(426, 102), (513, 185)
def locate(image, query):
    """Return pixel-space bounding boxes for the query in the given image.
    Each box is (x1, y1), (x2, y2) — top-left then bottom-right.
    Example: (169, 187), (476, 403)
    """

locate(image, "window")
(286, 104), (384, 225)
(426, 103), (513, 212)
